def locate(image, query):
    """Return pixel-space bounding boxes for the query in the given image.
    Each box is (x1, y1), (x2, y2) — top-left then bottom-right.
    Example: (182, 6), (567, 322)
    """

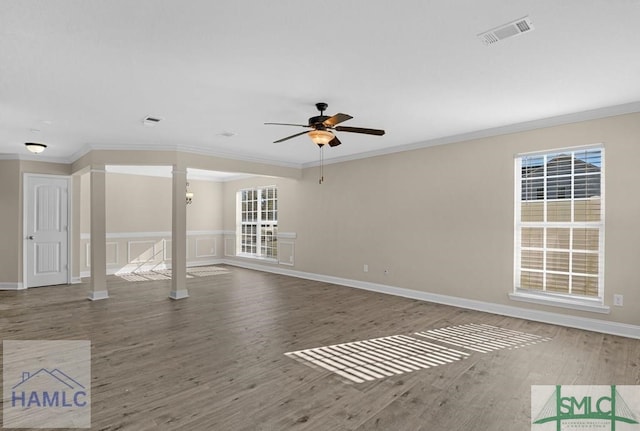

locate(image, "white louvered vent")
(143, 116), (163, 126)
(478, 16), (534, 46)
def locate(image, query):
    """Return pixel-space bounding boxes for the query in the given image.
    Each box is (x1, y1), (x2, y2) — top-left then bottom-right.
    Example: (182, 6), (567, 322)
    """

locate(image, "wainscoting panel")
(278, 240), (295, 266)
(128, 240), (158, 264)
(106, 242), (119, 265)
(80, 231), (224, 276)
(164, 239), (172, 261)
(196, 237), (217, 258)
(224, 236), (235, 257)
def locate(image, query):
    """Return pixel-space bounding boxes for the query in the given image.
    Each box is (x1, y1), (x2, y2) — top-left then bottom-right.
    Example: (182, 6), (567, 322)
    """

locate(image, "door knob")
(27, 235), (34, 240)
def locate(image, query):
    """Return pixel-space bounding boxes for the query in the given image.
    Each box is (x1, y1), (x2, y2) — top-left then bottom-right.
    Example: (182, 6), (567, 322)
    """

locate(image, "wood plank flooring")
(1, 265), (639, 430)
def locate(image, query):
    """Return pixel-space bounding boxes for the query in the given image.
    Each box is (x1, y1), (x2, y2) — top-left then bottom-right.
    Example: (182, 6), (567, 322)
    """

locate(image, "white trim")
(277, 232), (297, 239)
(0, 153), (70, 163)
(169, 289), (189, 300)
(5, 101), (639, 167)
(187, 230), (226, 236)
(509, 291), (609, 314)
(87, 290), (109, 301)
(163, 238), (171, 261)
(70, 143), (304, 170)
(302, 101), (640, 168)
(514, 143), (604, 158)
(80, 230), (226, 240)
(221, 260), (640, 340)
(0, 282), (25, 290)
(234, 253), (278, 264)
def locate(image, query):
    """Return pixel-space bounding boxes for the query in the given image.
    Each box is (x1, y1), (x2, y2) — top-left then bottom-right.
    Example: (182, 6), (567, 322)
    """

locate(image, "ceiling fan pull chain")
(319, 145), (324, 184)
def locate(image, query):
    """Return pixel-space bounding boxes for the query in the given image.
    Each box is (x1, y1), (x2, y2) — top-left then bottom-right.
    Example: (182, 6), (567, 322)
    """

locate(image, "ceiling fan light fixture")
(308, 129), (334, 146)
(25, 142), (47, 154)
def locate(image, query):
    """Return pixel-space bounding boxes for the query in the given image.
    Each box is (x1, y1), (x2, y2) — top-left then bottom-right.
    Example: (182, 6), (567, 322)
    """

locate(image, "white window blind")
(238, 186), (278, 259)
(514, 147), (604, 301)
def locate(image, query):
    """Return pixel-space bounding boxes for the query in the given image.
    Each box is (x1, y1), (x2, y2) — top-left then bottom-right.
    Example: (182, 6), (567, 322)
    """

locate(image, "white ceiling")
(1, 1), (640, 167)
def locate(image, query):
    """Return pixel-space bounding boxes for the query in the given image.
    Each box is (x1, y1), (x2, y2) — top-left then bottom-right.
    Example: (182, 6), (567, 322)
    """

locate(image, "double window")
(237, 186), (278, 259)
(514, 147), (604, 303)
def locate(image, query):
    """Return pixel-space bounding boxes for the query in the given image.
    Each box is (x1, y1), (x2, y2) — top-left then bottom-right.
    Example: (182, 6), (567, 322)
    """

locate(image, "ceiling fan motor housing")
(308, 115), (330, 127)
(266, 102), (385, 143)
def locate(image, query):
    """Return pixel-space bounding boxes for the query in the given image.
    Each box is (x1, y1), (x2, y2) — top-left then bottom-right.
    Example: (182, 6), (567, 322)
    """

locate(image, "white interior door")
(25, 175), (70, 287)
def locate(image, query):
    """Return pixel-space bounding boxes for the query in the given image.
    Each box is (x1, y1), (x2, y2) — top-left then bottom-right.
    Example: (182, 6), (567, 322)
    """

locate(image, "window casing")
(514, 147), (604, 304)
(237, 186), (277, 259)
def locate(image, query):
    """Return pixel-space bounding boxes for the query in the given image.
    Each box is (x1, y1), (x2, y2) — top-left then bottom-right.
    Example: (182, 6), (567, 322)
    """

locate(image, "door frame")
(22, 173), (72, 288)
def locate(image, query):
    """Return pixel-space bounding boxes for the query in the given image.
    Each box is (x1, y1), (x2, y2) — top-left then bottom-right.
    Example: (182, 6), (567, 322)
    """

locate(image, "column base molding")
(169, 289), (189, 300)
(88, 290), (109, 301)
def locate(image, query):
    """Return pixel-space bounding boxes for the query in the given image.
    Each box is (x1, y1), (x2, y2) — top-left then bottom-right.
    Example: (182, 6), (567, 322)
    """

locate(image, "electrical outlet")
(613, 294), (623, 306)
(384, 269), (389, 275)
(363, 264), (368, 273)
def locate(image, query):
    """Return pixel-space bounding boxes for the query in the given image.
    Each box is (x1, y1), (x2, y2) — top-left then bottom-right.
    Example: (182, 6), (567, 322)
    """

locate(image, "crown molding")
(70, 142), (304, 169)
(0, 153), (71, 163)
(303, 100), (640, 168)
(4, 101), (640, 169)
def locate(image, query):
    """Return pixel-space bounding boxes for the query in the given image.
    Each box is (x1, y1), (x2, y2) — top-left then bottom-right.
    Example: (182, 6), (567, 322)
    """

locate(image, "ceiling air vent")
(143, 116), (163, 126)
(478, 16), (534, 45)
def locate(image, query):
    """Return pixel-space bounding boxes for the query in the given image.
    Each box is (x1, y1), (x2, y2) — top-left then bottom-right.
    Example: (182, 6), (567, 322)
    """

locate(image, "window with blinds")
(238, 186), (278, 259)
(514, 147), (604, 300)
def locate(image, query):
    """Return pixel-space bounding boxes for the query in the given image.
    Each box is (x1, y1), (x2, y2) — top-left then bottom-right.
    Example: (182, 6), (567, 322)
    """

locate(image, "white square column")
(88, 165), (108, 300)
(170, 166), (189, 300)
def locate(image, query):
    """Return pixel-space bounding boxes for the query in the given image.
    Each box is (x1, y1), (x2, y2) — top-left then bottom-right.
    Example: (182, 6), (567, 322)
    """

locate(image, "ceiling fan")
(265, 102), (385, 147)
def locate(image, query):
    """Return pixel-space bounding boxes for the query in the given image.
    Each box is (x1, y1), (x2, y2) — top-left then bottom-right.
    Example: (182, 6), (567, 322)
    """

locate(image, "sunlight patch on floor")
(415, 323), (552, 353)
(285, 324), (552, 384)
(115, 265), (230, 282)
(285, 334), (470, 384)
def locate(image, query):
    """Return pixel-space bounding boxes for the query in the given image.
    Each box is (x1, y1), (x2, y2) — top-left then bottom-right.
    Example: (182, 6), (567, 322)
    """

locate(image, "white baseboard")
(0, 282), (25, 290)
(221, 259), (640, 340)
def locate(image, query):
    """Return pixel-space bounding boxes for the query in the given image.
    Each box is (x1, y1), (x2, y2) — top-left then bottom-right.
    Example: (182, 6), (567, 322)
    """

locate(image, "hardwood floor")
(1, 266), (639, 430)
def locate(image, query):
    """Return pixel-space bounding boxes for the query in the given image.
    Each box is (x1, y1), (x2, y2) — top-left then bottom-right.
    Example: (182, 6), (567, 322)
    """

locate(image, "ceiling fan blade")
(273, 130), (309, 143)
(328, 136), (342, 147)
(335, 126), (385, 136)
(265, 122), (308, 127)
(323, 113), (353, 127)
